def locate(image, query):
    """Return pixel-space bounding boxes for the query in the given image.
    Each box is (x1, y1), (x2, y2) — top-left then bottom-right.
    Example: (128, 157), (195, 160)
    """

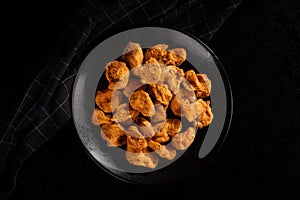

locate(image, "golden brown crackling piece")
(171, 127), (196, 150)
(150, 104), (167, 123)
(145, 57), (160, 64)
(196, 74), (211, 98)
(110, 90), (123, 111)
(126, 126), (148, 153)
(135, 117), (155, 138)
(197, 99), (213, 129)
(164, 65), (184, 94)
(169, 79), (197, 117)
(157, 145), (176, 160)
(147, 140), (177, 160)
(152, 121), (170, 143)
(108, 81), (129, 91)
(144, 44), (168, 64)
(164, 118), (182, 136)
(168, 65), (184, 76)
(105, 61), (128, 82)
(125, 151), (158, 169)
(126, 126), (143, 138)
(152, 130), (170, 143)
(91, 108), (112, 125)
(129, 107), (140, 121)
(148, 84), (173, 106)
(133, 61), (162, 84)
(129, 90), (155, 117)
(95, 89), (122, 113)
(182, 100), (201, 123)
(152, 43), (169, 50)
(112, 105), (139, 127)
(184, 70), (211, 98)
(156, 64), (184, 86)
(116, 106), (137, 127)
(165, 48), (187, 66)
(105, 61), (129, 90)
(121, 42), (144, 69)
(154, 62), (170, 84)
(100, 123), (127, 147)
(152, 118), (182, 143)
(178, 79), (197, 103)
(152, 121), (165, 135)
(170, 95), (183, 117)
(111, 103), (131, 123)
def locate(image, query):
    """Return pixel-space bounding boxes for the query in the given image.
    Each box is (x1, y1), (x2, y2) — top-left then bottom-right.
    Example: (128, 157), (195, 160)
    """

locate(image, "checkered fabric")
(0, 0), (241, 198)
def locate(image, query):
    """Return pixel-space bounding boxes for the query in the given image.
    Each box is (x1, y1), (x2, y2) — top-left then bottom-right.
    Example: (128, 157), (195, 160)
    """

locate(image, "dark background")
(1, 0), (299, 199)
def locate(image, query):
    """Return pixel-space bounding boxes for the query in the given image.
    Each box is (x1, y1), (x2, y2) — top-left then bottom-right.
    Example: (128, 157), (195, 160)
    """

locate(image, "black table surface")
(2, 0), (299, 199)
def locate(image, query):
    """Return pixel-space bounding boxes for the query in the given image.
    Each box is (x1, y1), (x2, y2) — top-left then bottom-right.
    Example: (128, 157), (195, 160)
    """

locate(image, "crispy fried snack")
(91, 108), (112, 125)
(93, 42), (213, 169)
(164, 66), (184, 94)
(196, 74), (211, 98)
(164, 118), (182, 136)
(125, 151), (158, 169)
(197, 99), (213, 129)
(126, 126), (147, 152)
(158, 67), (170, 84)
(126, 126), (142, 137)
(100, 123), (127, 147)
(152, 121), (165, 133)
(144, 44), (168, 64)
(165, 48), (187, 66)
(151, 121), (170, 143)
(152, 129), (170, 143)
(148, 140), (176, 160)
(169, 65), (184, 76)
(170, 79), (197, 118)
(128, 106), (139, 119)
(105, 61), (129, 90)
(148, 84), (173, 106)
(182, 100), (201, 122)
(121, 42), (144, 69)
(152, 119), (182, 143)
(132, 60), (162, 84)
(144, 45), (186, 67)
(111, 103), (131, 123)
(135, 117), (155, 138)
(184, 70), (211, 98)
(150, 104), (167, 123)
(171, 127), (196, 150)
(145, 57), (160, 64)
(95, 89), (122, 113)
(178, 79), (197, 103)
(126, 135), (158, 169)
(129, 90), (155, 117)
(170, 95), (182, 117)
(116, 106), (140, 127)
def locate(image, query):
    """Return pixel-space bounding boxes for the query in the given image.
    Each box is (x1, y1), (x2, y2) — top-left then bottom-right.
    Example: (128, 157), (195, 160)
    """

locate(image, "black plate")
(72, 27), (233, 184)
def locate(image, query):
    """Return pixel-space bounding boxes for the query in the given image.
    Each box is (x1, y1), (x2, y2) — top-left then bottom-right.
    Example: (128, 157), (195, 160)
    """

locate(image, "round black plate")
(72, 27), (233, 184)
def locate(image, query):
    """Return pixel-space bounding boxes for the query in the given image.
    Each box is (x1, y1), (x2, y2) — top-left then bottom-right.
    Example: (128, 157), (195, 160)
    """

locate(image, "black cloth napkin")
(0, 0), (241, 198)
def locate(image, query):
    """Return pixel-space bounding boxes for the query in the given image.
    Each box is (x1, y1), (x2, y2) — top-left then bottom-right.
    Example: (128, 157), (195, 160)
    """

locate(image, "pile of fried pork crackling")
(92, 42), (213, 169)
